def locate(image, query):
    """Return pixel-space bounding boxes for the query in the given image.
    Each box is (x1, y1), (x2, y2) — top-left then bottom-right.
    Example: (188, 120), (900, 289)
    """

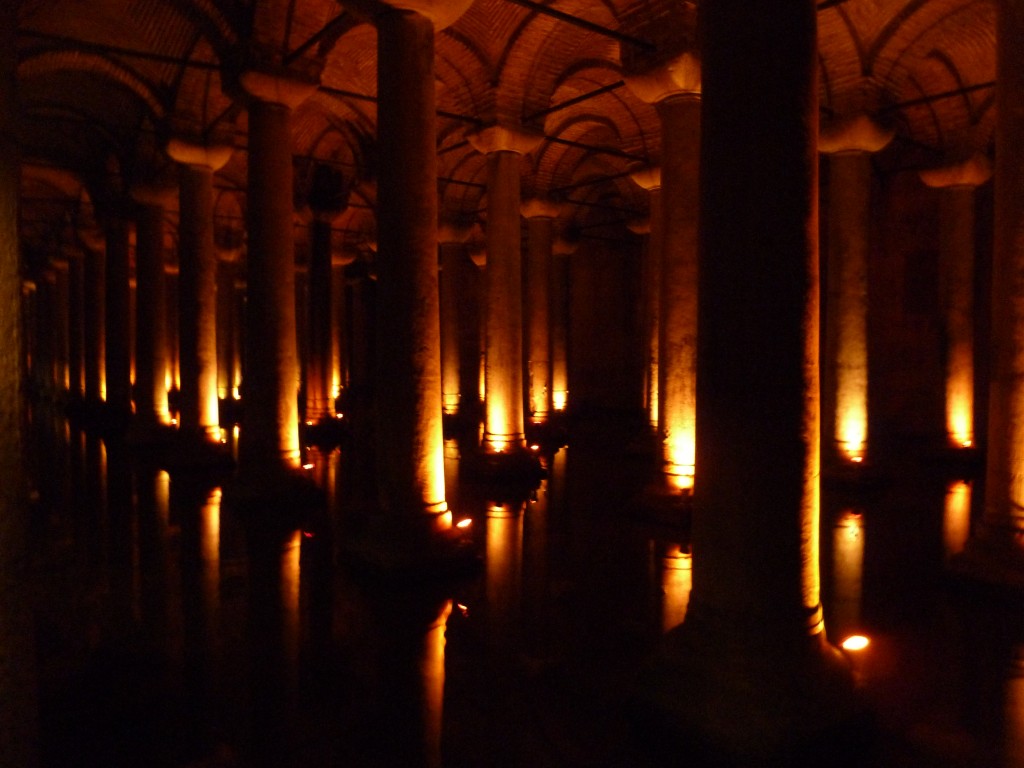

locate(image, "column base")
(124, 419), (178, 449)
(626, 621), (863, 764)
(221, 465), (327, 540)
(524, 415), (569, 451)
(465, 446), (546, 496)
(822, 457), (888, 492)
(341, 513), (481, 581)
(627, 479), (693, 532)
(159, 429), (235, 476)
(300, 414), (349, 451)
(952, 529), (1024, 591)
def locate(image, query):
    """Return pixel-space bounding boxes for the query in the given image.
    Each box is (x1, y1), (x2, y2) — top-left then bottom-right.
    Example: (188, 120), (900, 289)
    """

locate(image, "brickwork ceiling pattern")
(13, 0), (996, 263)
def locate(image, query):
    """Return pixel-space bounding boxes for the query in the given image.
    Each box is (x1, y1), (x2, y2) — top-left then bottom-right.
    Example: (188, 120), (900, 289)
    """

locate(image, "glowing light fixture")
(552, 390), (567, 411)
(231, 386), (240, 400)
(456, 518), (472, 529)
(840, 634), (870, 651)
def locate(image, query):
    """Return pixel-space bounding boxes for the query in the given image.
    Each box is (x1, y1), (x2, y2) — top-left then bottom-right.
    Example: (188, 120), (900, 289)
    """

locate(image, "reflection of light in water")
(155, 470), (170, 527)
(282, 530), (302, 663)
(832, 509), (865, 638)
(423, 600), (452, 768)
(661, 543), (692, 633)
(943, 480), (972, 560)
(486, 504), (524, 646)
(1006, 646), (1024, 766)
(201, 489), (221, 565)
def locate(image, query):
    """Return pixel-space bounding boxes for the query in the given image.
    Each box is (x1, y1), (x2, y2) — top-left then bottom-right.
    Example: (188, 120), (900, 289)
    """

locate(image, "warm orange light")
(231, 386), (240, 400)
(841, 634), (869, 652)
(456, 518), (472, 529)
(552, 390), (567, 411)
(943, 480), (972, 560)
(665, 435), (696, 492)
(302, 462), (314, 470)
(661, 543), (692, 632)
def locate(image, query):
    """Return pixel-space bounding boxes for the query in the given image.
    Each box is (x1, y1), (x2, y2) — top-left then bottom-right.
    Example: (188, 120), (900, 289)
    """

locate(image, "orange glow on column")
(552, 389), (567, 412)
(664, 432), (696, 491)
(423, 600), (452, 767)
(837, 400), (867, 463)
(943, 479), (972, 560)
(832, 509), (865, 637)
(947, 377), (973, 448)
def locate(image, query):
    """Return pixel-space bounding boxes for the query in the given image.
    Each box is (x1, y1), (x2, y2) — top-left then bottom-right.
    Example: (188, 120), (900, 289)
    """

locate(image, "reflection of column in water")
(661, 542), (692, 633)
(1005, 646), (1024, 767)
(422, 600), (452, 768)
(522, 481), (550, 657)
(136, 469), (172, 647)
(831, 509), (865, 638)
(486, 502), (524, 649)
(943, 479), (972, 561)
(281, 530), (301, 669)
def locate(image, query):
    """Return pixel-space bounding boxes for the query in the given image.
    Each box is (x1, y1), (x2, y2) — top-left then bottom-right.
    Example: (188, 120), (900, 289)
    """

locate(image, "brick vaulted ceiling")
(12, 0), (997, 272)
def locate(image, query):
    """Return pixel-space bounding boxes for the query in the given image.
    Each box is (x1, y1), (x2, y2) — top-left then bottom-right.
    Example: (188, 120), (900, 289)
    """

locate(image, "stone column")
(330, 250), (352, 407)
(167, 138), (233, 441)
(624, 64), (701, 492)
(521, 198), (560, 427)
(306, 209), (345, 422)
(130, 191), (172, 427)
(468, 126), (542, 455)
(550, 236), (574, 414)
(629, 167), (663, 431)
(81, 231), (105, 405)
(919, 154), (992, 451)
(438, 222), (471, 418)
(463, 244), (486, 420)
(51, 257), (70, 392)
(215, 226), (244, 403)
(67, 250), (85, 400)
(638, 0), (854, 755)
(372, 1), (470, 543)
(962, 0), (1024, 583)
(105, 215), (133, 421)
(818, 114), (893, 467)
(236, 71), (316, 476)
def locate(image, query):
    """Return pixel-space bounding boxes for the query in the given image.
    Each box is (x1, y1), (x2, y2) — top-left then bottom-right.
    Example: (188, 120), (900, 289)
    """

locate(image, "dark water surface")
(24, 407), (1024, 767)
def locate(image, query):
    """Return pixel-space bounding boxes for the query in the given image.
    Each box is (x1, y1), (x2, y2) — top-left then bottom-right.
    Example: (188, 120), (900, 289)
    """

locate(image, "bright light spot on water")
(841, 634), (870, 651)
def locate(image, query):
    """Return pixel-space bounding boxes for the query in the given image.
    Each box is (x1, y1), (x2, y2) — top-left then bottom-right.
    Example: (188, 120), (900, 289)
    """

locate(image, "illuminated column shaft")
(375, 6), (448, 524)
(463, 248), (486, 415)
(67, 253), (85, 399)
(331, 254), (350, 400)
(439, 236), (466, 416)
(920, 155), (992, 450)
(819, 116), (891, 465)
(105, 216), (133, 416)
(982, 0), (1024, 542)
(658, 96), (700, 489)
(630, 168), (663, 429)
(170, 142), (231, 439)
(83, 242), (105, 403)
(165, 264), (180, 393)
(307, 215), (335, 420)
(550, 238), (573, 412)
(0, 6), (39, 757)
(215, 256), (236, 400)
(521, 200), (559, 424)
(238, 73), (314, 474)
(133, 201), (170, 425)
(52, 260), (69, 391)
(695, 0), (826, 644)
(469, 127), (541, 451)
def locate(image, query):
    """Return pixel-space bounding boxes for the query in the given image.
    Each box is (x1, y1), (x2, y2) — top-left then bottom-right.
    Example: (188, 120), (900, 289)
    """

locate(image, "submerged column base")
(627, 616), (861, 763)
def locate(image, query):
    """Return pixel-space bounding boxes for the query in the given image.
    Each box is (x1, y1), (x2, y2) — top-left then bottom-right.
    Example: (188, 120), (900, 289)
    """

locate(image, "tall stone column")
(105, 214), (133, 421)
(67, 250), (85, 400)
(629, 167), (663, 431)
(550, 236), (574, 414)
(438, 222), (471, 418)
(624, 65), (701, 493)
(468, 126), (542, 455)
(961, 0), (1024, 583)
(818, 115), (893, 467)
(235, 71), (316, 476)
(636, 0), (854, 755)
(521, 198), (560, 427)
(306, 176), (347, 422)
(372, 1), (471, 546)
(51, 257), (70, 392)
(0, 4), (39, 758)
(167, 139), (233, 441)
(81, 231), (105, 405)
(330, 251), (352, 407)
(919, 154), (992, 451)
(130, 192), (172, 427)
(215, 226), (244, 402)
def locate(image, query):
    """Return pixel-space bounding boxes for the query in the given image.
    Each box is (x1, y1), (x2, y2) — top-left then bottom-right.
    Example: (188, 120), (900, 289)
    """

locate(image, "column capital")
(437, 220), (473, 245)
(520, 197), (562, 220)
(166, 136), (233, 171)
(623, 54), (701, 104)
(629, 164), (662, 191)
(819, 113), (894, 155)
(468, 243), (487, 268)
(918, 152), (993, 189)
(236, 68), (319, 109)
(467, 124), (544, 156)
(332, 246), (359, 268)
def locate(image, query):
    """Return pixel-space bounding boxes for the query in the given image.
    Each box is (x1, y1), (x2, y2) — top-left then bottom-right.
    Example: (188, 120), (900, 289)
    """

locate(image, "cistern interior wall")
(0, 0), (1013, 765)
